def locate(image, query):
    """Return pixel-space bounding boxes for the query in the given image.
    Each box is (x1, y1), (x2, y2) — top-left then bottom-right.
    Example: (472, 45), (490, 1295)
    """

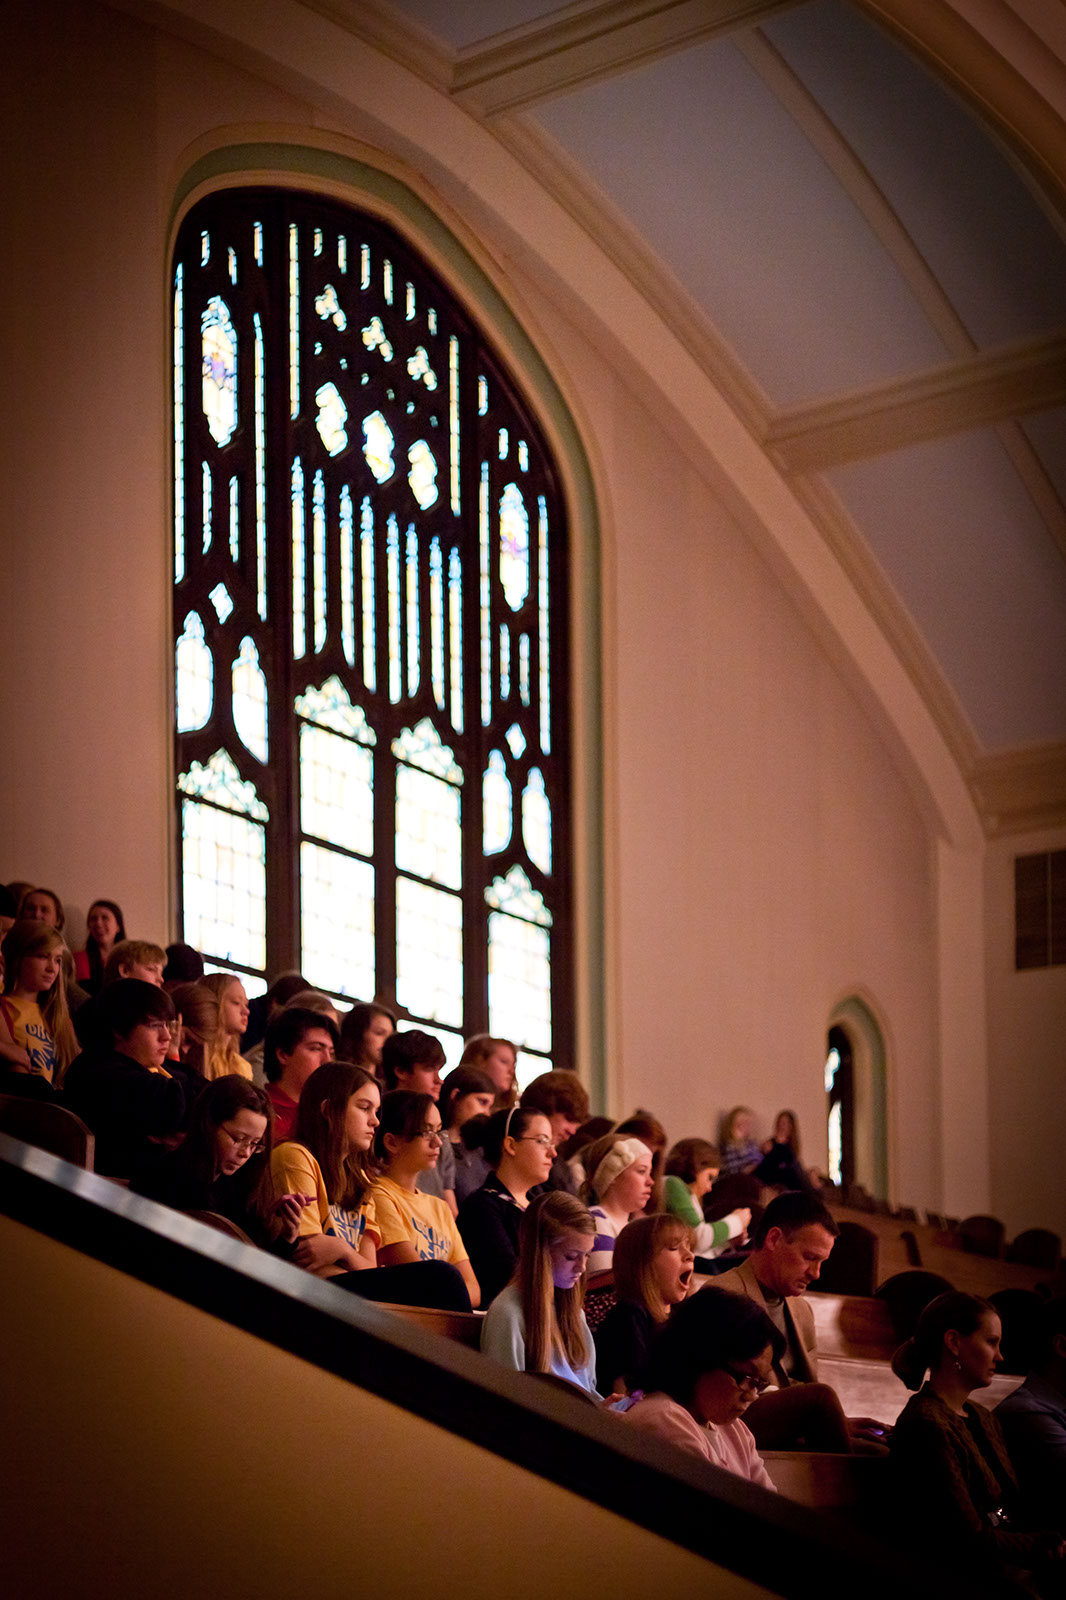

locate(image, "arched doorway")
(826, 998), (888, 1200)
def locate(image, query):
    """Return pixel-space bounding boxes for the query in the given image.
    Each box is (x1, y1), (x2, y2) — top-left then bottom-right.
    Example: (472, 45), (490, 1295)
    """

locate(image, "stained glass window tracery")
(174, 190), (570, 1070)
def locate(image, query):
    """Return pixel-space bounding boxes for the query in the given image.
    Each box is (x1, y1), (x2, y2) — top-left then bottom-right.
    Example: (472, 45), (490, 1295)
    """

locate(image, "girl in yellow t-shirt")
(370, 1090), (481, 1308)
(271, 1062), (381, 1277)
(0, 920), (79, 1085)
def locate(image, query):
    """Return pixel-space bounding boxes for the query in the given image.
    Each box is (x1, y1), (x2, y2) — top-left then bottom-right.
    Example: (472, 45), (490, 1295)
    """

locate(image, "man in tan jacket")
(711, 1192), (888, 1449)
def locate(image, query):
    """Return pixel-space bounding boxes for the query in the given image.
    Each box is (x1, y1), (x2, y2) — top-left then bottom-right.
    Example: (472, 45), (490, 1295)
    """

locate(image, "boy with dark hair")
(381, 1030), (455, 1212)
(520, 1070), (591, 1194)
(262, 1006), (338, 1141)
(62, 980), (197, 1177)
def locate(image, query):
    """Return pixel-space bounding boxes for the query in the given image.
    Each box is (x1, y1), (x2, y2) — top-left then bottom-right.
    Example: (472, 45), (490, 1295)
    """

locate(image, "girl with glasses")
(456, 1106), (557, 1307)
(369, 1090), (481, 1308)
(619, 1285), (782, 1486)
(481, 1189), (600, 1398)
(131, 1075), (305, 1251)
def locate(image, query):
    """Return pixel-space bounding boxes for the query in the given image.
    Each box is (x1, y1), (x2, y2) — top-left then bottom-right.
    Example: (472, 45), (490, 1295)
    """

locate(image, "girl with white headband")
(580, 1132), (654, 1274)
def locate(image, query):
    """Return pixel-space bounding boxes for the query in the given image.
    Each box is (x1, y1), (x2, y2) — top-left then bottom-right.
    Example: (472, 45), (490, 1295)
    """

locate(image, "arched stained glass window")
(173, 189), (571, 1073)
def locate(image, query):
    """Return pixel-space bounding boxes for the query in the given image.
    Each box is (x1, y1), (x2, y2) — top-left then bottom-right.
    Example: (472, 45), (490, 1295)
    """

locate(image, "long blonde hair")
(515, 1191), (595, 1375)
(201, 971), (248, 1079)
(0, 920), (79, 1082)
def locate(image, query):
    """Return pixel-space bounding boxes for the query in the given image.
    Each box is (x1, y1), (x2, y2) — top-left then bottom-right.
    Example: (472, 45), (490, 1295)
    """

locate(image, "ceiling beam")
(450, 0), (801, 117)
(764, 330), (1066, 473)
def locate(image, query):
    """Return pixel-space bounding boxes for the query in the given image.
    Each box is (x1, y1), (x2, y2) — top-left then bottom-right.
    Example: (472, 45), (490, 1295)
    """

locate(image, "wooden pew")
(375, 1301), (484, 1349)
(807, 1292), (896, 1362)
(762, 1450), (888, 1517)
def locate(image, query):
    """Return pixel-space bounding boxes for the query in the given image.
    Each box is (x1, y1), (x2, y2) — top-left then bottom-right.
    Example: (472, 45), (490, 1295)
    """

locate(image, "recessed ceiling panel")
(828, 431), (1066, 748)
(762, 0), (1066, 350)
(1019, 407), (1066, 514)
(532, 36), (952, 405)
(384, 0), (560, 50)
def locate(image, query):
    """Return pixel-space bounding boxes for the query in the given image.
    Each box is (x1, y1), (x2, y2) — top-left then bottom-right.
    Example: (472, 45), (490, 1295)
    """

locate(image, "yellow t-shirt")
(0, 995), (57, 1081)
(270, 1142), (378, 1249)
(205, 1047), (254, 1083)
(369, 1175), (468, 1265)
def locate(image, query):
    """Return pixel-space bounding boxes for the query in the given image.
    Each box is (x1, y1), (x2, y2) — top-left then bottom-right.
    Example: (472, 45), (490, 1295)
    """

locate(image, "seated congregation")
(2, 883), (1065, 1591)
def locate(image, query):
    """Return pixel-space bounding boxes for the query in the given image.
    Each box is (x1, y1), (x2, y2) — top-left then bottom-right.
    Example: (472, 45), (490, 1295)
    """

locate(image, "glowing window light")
(338, 235), (347, 273)
(396, 763), (461, 890)
(253, 221), (263, 267)
(499, 482), (529, 611)
(396, 876), (463, 1027)
(449, 336), (460, 515)
(173, 266), (184, 582)
(519, 633), (530, 706)
(361, 496), (376, 694)
(228, 247), (237, 284)
(360, 243), (370, 290)
(316, 381), (348, 457)
(363, 411), (394, 483)
(500, 624), (510, 700)
(407, 346), (437, 390)
(298, 719), (374, 856)
(340, 485), (355, 669)
(176, 611), (212, 733)
(387, 514), (401, 703)
(383, 258), (393, 304)
(408, 439), (438, 509)
(254, 313), (266, 619)
(202, 461), (212, 554)
(229, 475), (239, 563)
(480, 461), (491, 727)
(179, 749), (268, 971)
(406, 525), (420, 698)
(209, 583), (233, 623)
(289, 224), (299, 419)
(292, 457), (306, 659)
(315, 283), (347, 330)
(232, 636), (269, 763)
(313, 469), (327, 654)
(486, 867), (552, 1055)
(300, 842), (375, 999)
(201, 231), (209, 266)
(362, 317), (393, 362)
(201, 296), (237, 447)
(522, 767), (551, 875)
(483, 750), (511, 855)
(449, 547), (463, 734)
(429, 537), (445, 711)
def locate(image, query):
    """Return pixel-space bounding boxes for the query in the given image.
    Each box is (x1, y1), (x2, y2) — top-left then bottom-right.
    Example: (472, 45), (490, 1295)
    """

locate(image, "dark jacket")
(890, 1385), (1051, 1574)
(61, 1048), (195, 1177)
(456, 1172), (524, 1307)
(594, 1299), (657, 1396)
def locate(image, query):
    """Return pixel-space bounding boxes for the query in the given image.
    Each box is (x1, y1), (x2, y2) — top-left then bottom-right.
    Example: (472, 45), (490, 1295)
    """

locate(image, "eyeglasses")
(722, 1364), (771, 1396)
(418, 1127), (444, 1143)
(517, 1135), (557, 1151)
(220, 1125), (265, 1155)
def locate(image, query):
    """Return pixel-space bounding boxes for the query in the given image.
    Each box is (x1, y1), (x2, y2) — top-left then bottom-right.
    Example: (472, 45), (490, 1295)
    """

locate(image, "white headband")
(591, 1138), (652, 1199)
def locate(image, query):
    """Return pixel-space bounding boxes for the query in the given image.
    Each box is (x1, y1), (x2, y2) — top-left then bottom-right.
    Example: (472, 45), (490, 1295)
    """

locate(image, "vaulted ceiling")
(129, 0), (1066, 831)
(365, 0), (1066, 827)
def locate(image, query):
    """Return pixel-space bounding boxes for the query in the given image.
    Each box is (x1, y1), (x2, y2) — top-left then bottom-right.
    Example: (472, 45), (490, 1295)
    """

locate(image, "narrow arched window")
(173, 189), (571, 1076)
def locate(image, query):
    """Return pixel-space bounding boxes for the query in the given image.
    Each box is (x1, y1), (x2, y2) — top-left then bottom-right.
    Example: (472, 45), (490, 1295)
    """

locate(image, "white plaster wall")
(4, 0), (1054, 1237)
(985, 827), (1066, 1241)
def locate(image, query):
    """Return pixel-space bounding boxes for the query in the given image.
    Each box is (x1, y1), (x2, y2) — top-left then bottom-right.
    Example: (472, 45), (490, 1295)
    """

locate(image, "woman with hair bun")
(890, 1291), (1065, 1587)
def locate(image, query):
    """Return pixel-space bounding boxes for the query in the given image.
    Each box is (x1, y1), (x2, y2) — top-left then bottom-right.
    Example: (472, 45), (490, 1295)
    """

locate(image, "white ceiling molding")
(765, 328), (1066, 473)
(969, 741), (1066, 836)
(304, 0), (452, 89)
(448, 0), (799, 116)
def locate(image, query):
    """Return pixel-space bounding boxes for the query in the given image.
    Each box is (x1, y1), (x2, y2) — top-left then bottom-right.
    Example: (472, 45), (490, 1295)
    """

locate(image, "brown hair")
(664, 1137), (720, 1185)
(613, 1213), (693, 1323)
(288, 1061), (379, 1211)
(169, 981), (219, 1079)
(520, 1069), (589, 1125)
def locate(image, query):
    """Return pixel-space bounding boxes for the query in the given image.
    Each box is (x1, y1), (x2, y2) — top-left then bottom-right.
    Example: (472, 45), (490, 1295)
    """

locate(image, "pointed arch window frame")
(170, 162), (602, 1086)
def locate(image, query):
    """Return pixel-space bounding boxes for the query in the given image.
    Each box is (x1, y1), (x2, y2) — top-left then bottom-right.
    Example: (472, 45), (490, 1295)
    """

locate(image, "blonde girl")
(0, 920), (78, 1084)
(481, 1190), (600, 1398)
(201, 971), (254, 1081)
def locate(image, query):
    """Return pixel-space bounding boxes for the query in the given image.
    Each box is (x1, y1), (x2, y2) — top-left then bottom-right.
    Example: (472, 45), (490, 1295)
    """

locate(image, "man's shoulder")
(708, 1259), (758, 1298)
(997, 1376), (1066, 1421)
